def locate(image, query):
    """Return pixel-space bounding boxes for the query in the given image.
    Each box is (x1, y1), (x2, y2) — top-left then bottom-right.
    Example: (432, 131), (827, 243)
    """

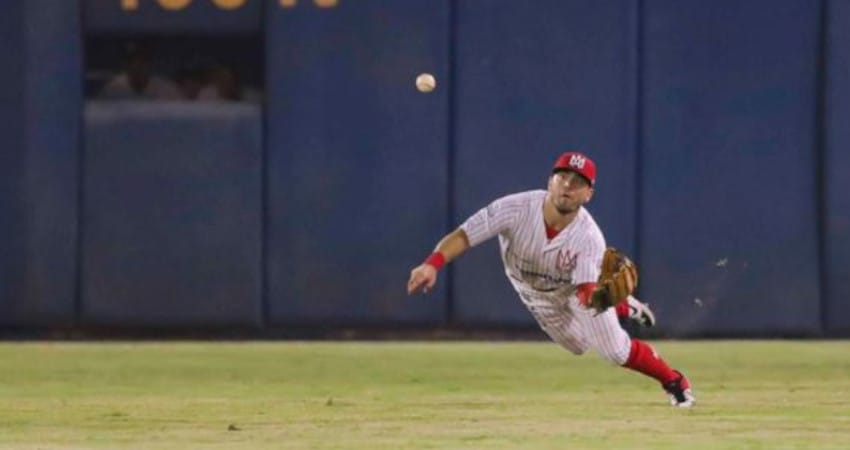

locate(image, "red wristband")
(423, 252), (446, 271)
(576, 283), (596, 307)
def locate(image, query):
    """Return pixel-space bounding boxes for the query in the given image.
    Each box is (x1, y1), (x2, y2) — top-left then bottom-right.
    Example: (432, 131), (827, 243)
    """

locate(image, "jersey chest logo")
(555, 248), (578, 273)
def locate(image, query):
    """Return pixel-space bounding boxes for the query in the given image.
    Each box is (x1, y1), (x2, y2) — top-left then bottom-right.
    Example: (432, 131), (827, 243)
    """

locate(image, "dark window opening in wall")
(84, 34), (264, 103)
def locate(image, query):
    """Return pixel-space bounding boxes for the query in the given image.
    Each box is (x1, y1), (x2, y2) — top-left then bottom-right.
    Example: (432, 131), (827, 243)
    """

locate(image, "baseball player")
(407, 151), (695, 407)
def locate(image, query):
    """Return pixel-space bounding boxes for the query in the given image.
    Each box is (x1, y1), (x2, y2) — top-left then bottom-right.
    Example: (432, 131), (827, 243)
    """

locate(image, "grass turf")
(0, 340), (848, 449)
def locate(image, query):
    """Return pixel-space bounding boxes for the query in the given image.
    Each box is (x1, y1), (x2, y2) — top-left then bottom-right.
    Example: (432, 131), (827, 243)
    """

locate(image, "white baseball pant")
(520, 292), (631, 365)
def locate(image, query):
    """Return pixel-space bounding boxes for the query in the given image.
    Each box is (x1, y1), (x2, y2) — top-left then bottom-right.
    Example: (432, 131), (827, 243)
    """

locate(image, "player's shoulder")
(483, 190), (543, 219)
(577, 208), (606, 248)
(488, 189), (544, 209)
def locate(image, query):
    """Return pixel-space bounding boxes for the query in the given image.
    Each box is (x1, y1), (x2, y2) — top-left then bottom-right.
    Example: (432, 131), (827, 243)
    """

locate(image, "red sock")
(622, 339), (678, 384)
(615, 301), (629, 318)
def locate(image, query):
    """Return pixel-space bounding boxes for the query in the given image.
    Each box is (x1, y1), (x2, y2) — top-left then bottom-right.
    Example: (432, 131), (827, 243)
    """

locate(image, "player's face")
(548, 171), (593, 214)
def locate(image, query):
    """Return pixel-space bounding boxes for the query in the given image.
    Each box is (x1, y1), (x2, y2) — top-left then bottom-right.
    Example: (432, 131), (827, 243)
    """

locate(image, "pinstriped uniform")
(460, 190), (631, 365)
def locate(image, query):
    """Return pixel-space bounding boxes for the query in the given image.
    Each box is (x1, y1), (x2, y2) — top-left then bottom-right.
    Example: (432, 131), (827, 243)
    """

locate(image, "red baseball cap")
(552, 151), (596, 186)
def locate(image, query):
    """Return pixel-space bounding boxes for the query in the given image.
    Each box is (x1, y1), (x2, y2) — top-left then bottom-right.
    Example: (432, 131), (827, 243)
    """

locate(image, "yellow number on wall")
(120, 0), (140, 10)
(158, 0), (193, 10)
(120, 0), (304, 12)
(211, 0), (247, 9)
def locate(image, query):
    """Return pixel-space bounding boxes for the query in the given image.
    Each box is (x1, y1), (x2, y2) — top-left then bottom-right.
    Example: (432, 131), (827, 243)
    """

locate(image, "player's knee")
(560, 343), (586, 356)
(594, 343), (631, 365)
(548, 333), (588, 356)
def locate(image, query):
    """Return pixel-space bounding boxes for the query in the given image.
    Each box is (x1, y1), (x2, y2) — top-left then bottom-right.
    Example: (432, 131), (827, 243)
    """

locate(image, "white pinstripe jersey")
(460, 190), (606, 304)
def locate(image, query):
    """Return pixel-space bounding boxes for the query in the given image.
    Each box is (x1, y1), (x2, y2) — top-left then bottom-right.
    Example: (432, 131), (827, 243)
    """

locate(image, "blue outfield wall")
(265, 0), (450, 324)
(81, 103), (263, 327)
(3, 0), (850, 335)
(640, 0), (822, 336)
(0, 2), (27, 323)
(452, 0), (638, 325)
(0, 0), (80, 326)
(824, 0), (850, 335)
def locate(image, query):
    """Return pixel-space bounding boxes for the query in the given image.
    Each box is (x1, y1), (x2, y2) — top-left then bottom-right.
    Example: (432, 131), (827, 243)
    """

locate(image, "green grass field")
(0, 340), (848, 449)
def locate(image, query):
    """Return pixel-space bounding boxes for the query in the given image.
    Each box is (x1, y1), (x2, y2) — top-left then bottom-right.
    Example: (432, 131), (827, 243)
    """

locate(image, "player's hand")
(407, 264), (438, 295)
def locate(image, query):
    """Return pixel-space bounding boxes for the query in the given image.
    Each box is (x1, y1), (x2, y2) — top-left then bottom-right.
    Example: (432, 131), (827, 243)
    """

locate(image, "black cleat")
(662, 370), (696, 408)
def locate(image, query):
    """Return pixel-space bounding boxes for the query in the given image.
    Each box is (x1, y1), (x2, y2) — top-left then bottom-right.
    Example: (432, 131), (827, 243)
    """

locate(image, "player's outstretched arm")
(407, 228), (470, 295)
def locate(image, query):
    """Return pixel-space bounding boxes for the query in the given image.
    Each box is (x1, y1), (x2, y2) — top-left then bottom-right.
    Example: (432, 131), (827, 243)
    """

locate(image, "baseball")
(416, 73), (436, 93)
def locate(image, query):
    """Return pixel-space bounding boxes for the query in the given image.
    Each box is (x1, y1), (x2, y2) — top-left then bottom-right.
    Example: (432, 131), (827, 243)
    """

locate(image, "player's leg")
(526, 297), (634, 362)
(576, 304), (696, 407)
(614, 295), (656, 328)
(523, 294), (695, 407)
(524, 297), (590, 356)
(573, 305), (631, 364)
(623, 337), (695, 407)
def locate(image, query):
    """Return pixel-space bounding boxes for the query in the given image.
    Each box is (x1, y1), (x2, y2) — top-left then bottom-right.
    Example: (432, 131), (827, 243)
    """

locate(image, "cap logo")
(569, 154), (586, 169)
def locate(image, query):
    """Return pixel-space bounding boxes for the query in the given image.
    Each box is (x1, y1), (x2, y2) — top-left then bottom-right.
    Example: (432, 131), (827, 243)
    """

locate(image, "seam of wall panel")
(75, 0), (86, 326)
(445, 0), (457, 326)
(816, 0), (830, 335)
(260, 0), (269, 331)
(634, 0), (644, 268)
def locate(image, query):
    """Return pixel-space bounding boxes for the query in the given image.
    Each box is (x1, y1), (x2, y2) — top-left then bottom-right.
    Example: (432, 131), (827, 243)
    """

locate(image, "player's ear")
(584, 188), (594, 203)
